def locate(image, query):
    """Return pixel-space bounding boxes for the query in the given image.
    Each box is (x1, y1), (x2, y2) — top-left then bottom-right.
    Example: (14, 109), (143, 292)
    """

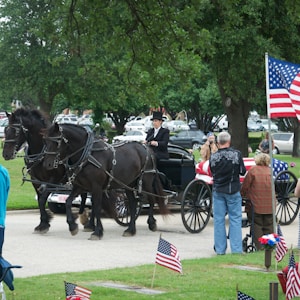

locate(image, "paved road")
(3, 209), (299, 278)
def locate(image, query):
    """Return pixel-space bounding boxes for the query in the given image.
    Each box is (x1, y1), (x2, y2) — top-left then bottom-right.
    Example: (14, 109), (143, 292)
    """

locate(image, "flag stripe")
(75, 286), (92, 298)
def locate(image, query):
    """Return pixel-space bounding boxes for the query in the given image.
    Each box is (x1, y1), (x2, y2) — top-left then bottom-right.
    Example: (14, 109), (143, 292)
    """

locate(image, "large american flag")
(267, 56), (300, 120)
(64, 281), (92, 300)
(155, 237), (182, 274)
(275, 223), (288, 262)
(286, 252), (300, 300)
(237, 290), (255, 300)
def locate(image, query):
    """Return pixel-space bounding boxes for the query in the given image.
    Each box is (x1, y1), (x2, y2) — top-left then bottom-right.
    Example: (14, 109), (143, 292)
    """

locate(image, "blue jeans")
(212, 191), (242, 254)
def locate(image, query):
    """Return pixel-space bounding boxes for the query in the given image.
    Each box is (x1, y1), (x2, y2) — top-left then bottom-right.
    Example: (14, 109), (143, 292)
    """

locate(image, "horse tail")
(153, 172), (169, 215)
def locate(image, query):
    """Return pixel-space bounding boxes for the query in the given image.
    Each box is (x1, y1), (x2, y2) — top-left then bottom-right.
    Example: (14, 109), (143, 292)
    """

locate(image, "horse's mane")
(52, 123), (90, 132)
(12, 108), (50, 128)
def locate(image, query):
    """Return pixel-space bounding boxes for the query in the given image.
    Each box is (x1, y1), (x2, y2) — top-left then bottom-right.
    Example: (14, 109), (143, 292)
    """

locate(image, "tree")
(1, 0), (300, 157)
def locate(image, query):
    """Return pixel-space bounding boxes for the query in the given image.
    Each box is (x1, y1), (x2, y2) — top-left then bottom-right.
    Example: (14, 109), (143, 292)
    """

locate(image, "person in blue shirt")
(0, 165), (10, 257)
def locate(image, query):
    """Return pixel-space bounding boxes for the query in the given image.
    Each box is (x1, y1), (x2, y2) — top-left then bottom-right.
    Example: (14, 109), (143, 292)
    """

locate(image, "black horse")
(42, 123), (169, 240)
(2, 109), (114, 234)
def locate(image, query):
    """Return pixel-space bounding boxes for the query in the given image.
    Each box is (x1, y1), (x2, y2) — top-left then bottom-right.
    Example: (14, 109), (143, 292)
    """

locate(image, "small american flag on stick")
(275, 223), (288, 262)
(64, 281), (92, 300)
(155, 237), (182, 274)
(286, 251), (300, 300)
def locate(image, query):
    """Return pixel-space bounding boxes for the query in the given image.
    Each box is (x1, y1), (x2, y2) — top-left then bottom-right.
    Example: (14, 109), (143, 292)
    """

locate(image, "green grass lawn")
(8, 250), (292, 299)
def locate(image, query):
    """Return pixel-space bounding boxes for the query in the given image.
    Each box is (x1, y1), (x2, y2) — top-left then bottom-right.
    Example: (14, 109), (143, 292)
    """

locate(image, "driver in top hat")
(144, 111), (169, 161)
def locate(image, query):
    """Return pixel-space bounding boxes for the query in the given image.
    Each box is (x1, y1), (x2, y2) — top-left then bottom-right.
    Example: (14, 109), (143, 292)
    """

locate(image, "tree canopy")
(0, 0), (300, 154)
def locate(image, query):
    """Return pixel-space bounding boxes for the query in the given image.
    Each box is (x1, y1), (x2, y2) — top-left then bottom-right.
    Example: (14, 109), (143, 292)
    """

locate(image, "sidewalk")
(3, 210), (299, 278)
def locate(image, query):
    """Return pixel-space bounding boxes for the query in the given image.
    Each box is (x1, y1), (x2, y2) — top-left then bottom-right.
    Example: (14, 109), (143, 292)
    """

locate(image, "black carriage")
(113, 143), (215, 234)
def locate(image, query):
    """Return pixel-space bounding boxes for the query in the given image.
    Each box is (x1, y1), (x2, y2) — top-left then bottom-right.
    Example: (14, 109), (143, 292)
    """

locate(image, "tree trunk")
(218, 85), (250, 157)
(38, 98), (52, 121)
(225, 103), (249, 157)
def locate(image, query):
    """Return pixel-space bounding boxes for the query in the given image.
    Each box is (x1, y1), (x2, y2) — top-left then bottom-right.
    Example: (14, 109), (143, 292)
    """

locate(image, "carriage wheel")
(181, 179), (212, 233)
(246, 245), (256, 253)
(114, 190), (143, 227)
(275, 170), (300, 225)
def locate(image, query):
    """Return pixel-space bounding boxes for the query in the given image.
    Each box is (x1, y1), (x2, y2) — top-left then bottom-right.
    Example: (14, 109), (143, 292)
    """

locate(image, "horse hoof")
(149, 224), (157, 232)
(34, 225), (50, 234)
(122, 231), (135, 237)
(70, 227), (79, 236)
(88, 234), (102, 240)
(83, 226), (94, 232)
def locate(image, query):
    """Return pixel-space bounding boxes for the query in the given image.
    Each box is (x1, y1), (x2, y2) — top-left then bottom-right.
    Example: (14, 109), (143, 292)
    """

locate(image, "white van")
(212, 115), (228, 131)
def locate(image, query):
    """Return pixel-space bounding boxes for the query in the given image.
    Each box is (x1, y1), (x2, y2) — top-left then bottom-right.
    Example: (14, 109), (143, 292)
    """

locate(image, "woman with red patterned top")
(241, 153), (274, 250)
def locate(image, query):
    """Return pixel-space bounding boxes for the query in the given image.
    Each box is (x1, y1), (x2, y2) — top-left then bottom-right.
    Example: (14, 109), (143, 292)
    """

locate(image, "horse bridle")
(44, 125), (94, 170)
(4, 122), (29, 158)
(5, 121), (47, 168)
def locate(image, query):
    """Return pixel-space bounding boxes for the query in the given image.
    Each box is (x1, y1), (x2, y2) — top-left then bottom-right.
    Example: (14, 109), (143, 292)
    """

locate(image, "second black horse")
(42, 123), (169, 240)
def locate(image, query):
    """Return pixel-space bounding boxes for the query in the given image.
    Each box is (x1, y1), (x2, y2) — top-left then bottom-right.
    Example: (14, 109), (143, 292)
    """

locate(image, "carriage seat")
(157, 158), (195, 187)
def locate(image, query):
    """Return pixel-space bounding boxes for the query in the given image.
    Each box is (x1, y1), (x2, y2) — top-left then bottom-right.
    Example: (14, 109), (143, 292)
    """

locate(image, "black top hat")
(151, 111), (164, 121)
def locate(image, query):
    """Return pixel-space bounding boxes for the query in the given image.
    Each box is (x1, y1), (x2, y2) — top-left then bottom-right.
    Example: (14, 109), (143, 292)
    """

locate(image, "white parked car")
(258, 119), (278, 131)
(272, 132), (294, 154)
(112, 130), (147, 143)
(124, 120), (146, 132)
(0, 118), (8, 138)
(163, 120), (190, 132)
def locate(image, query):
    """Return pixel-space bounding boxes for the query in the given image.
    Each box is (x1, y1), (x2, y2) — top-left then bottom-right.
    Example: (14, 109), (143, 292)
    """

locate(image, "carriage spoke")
(181, 179), (212, 233)
(275, 170), (300, 225)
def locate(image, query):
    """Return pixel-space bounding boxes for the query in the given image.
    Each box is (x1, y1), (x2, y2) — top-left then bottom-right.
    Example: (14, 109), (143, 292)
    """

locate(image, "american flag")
(275, 224), (288, 262)
(64, 281), (92, 300)
(237, 290), (255, 300)
(286, 252), (300, 300)
(267, 56), (300, 120)
(155, 237), (182, 274)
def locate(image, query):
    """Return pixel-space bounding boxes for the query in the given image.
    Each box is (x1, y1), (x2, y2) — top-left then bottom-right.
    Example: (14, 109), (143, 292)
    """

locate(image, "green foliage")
(248, 136), (262, 153)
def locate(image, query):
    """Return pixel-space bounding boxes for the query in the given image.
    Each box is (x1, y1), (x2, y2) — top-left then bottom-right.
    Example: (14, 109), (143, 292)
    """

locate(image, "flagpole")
(265, 52), (277, 233)
(275, 222), (278, 272)
(151, 234), (162, 288)
(151, 263), (157, 288)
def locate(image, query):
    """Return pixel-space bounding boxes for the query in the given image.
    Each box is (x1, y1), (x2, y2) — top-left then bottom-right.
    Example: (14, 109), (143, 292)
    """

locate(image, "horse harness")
(45, 125), (161, 198)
